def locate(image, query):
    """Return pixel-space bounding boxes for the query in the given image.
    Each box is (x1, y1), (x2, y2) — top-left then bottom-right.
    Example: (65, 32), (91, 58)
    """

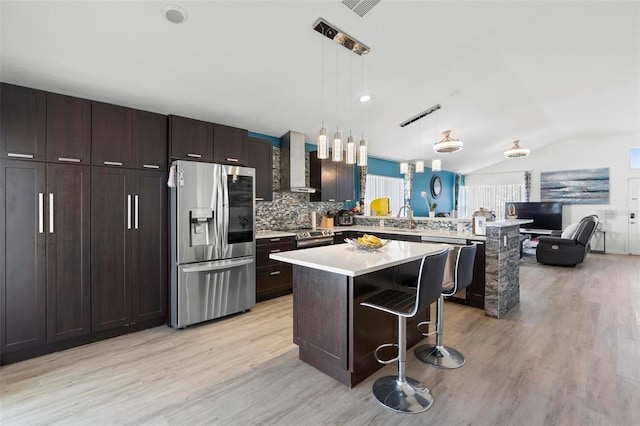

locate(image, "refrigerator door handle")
(182, 257), (254, 273)
(127, 194), (131, 230)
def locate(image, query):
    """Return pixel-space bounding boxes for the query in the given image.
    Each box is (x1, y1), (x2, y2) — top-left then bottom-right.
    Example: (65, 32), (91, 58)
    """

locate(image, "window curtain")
(459, 184), (525, 221)
(365, 174), (404, 216)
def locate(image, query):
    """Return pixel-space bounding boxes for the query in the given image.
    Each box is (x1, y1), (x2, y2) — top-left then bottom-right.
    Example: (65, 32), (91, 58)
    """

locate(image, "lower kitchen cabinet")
(91, 167), (168, 332)
(256, 236), (295, 302)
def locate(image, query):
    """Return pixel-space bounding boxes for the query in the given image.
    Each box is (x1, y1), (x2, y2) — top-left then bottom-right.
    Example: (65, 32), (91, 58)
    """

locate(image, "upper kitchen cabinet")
(1, 83), (46, 161)
(91, 102), (133, 168)
(310, 152), (355, 202)
(213, 123), (248, 166)
(169, 115), (214, 162)
(132, 110), (167, 170)
(46, 93), (91, 165)
(247, 137), (273, 201)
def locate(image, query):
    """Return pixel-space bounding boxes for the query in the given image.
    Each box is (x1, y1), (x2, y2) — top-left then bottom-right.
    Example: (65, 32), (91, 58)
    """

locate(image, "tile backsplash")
(255, 146), (343, 230)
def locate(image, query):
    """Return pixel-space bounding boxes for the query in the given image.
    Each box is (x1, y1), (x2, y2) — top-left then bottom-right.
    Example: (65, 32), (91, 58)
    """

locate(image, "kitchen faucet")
(397, 205), (417, 229)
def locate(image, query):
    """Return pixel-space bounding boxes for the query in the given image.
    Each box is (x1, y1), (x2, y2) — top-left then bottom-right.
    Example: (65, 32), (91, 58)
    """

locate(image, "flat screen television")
(505, 202), (563, 230)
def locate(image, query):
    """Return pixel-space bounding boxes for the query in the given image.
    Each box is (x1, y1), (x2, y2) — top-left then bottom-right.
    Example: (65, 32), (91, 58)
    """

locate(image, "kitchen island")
(270, 240), (447, 387)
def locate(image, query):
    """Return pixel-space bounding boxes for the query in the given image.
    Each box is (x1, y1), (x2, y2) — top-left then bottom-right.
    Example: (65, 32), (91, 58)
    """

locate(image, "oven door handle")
(297, 237), (334, 249)
(182, 257), (254, 273)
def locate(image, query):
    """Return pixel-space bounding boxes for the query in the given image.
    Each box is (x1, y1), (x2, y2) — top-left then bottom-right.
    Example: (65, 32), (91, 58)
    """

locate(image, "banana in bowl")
(345, 234), (390, 251)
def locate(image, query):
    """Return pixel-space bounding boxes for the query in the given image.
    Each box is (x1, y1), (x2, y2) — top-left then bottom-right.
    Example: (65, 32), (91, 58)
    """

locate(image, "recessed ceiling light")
(359, 94), (371, 103)
(162, 4), (188, 24)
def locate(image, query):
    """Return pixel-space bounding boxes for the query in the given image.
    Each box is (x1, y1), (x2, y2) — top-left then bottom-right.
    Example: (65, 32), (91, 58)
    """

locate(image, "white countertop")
(333, 225), (486, 241)
(269, 240), (448, 277)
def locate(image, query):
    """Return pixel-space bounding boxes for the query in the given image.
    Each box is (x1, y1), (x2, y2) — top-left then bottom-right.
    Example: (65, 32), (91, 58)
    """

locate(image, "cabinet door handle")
(270, 249), (281, 253)
(134, 195), (139, 230)
(345, 199), (352, 202)
(38, 193), (44, 233)
(187, 153), (201, 158)
(328, 199), (336, 202)
(104, 161), (123, 166)
(58, 157), (80, 163)
(49, 193), (54, 233)
(127, 195), (131, 230)
(255, 197), (264, 201)
(270, 271), (281, 276)
(8, 153), (34, 159)
(270, 238), (281, 242)
(226, 157), (239, 163)
(143, 164), (160, 169)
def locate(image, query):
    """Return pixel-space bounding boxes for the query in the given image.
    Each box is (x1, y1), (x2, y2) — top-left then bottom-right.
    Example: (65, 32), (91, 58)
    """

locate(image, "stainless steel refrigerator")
(170, 161), (256, 328)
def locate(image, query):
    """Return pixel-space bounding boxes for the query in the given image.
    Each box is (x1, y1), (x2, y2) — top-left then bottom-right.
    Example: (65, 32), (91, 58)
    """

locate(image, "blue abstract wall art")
(540, 168), (609, 204)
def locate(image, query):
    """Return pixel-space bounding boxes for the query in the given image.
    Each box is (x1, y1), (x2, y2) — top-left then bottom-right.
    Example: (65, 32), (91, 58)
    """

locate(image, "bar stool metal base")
(414, 343), (465, 369)
(372, 376), (434, 413)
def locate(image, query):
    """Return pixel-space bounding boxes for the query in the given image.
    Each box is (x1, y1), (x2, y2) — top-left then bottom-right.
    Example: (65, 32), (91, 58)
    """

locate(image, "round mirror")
(430, 175), (442, 199)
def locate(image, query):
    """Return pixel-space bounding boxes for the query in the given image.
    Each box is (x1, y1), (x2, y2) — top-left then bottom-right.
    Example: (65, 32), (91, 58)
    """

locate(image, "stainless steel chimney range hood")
(279, 131), (317, 193)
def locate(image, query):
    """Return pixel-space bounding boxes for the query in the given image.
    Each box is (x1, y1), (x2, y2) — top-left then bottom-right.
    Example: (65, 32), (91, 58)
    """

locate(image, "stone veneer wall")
(484, 224), (521, 318)
(255, 146), (343, 230)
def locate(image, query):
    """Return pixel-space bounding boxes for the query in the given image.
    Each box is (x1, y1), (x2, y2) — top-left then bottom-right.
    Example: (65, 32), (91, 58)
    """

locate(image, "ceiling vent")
(342, 0), (381, 17)
(399, 104), (441, 128)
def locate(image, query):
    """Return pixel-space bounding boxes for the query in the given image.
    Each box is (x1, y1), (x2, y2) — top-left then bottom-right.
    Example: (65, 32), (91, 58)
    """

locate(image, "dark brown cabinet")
(91, 166), (168, 331)
(169, 115), (213, 162)
(1, 83), (46, 161)
(46, 163), (91, 342)
(256, 236), (295, 302)
(467, 241), (486, 309)
(132, 110), (167, 170)
(46, 93), (91, 165)
(247, 137), (273, 201)
(130, 170), (168, 322)
(0, 159), (47, 353)
(310, 152), (355, 202)
(91, 102), (133, 168)
(213, 123), (248, 165)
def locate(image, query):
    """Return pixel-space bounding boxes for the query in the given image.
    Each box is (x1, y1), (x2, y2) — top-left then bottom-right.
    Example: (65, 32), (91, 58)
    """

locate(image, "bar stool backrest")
(451, 244), (478, 294)
(413, 248), (449, 317)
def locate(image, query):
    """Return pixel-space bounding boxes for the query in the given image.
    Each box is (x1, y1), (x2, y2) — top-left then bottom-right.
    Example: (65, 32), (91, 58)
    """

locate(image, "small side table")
(591, 230), (606, 254)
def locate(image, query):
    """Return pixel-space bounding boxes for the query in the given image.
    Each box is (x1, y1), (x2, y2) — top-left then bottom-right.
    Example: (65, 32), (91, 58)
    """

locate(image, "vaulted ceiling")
(1, 1), (638, 174)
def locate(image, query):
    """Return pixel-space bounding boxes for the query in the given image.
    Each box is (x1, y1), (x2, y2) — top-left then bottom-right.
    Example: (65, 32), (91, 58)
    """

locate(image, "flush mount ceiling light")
(359, 94), (371, 103)
(433, 130), (463, 154)
(162, 4), (187, 24)
(313, 18), (370, 56)
(504, 140), (531, 158)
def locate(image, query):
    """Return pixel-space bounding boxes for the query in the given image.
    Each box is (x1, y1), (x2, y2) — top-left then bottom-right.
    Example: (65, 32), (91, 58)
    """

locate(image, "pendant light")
(400, 161), (409, 174)
(317, 25), (329, 159)
(346, 134), (356, 164)
(358, 136), (367, 166)
(504, 140), (530, 158)
(415, 120), (424, 172)
(433, 130), (463, 154)
(333, 128), (343, 162)
(431, 158), (442, 172)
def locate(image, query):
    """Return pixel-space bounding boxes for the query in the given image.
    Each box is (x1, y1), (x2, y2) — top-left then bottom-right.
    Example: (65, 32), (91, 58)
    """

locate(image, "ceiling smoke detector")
(313, 18), (370, 56)
(162, 4), (187, 24)
(342, 0), (381, 17)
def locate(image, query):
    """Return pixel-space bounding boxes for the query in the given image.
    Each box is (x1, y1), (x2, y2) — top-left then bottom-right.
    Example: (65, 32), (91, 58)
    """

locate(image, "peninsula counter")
(270, 241), (447, 387)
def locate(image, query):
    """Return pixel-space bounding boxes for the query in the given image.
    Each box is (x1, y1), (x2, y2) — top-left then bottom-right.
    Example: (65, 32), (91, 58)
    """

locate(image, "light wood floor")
(1, 253), (639, 425)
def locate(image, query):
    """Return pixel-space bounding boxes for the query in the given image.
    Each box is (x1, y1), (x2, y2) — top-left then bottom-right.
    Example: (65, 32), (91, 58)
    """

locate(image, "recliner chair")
(536, 215), (599, 266)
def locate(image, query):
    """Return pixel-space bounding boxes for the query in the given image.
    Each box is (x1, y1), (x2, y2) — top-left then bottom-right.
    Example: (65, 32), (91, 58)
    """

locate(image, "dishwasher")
(421, 235), (472, 305)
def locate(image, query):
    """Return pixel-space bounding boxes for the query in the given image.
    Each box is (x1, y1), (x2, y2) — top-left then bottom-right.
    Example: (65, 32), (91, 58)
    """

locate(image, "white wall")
(468, 133), (640, 254)
(464, 171), (524, 186)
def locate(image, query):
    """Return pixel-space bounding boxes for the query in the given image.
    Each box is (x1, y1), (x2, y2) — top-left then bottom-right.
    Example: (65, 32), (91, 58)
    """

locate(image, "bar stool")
(414, 244), (477, 369)
(360, 248), (448, 413)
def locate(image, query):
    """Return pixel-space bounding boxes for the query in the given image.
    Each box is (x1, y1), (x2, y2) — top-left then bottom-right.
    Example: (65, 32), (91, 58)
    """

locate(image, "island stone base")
(484, 224), (521, 318)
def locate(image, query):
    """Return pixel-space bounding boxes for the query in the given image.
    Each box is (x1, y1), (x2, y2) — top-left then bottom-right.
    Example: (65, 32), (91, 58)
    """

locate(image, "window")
(459, 184), (525, 221)
(365, 174), (404, 216)
(631, 147), (640, 169)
